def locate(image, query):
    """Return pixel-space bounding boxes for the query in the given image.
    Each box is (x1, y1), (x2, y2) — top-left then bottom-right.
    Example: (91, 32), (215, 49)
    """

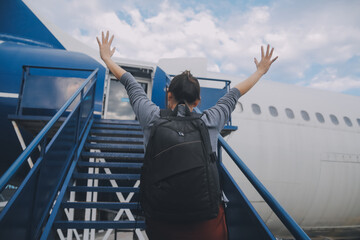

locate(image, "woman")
(97, 31), (277, 240)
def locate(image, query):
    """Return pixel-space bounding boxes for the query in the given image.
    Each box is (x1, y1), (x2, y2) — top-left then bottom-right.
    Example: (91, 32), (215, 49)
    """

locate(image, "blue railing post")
(40, 137), (46, 158)
(77, 89), (84, 140)
(91, 72), (97, 113)
(17, 66), (29, 115)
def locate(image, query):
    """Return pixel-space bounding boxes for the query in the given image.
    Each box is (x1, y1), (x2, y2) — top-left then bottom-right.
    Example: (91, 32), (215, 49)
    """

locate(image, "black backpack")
(140, 104), (221, 223)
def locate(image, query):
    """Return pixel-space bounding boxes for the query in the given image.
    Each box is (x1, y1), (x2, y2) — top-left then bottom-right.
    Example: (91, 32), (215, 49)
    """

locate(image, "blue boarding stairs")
(0, 67), (310, 240)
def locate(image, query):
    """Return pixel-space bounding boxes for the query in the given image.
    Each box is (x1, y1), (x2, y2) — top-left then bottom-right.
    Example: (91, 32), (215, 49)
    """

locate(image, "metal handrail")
(169, 74), (231, 85)
(0, 68), (99, 192)
(218, 136), (310, 240)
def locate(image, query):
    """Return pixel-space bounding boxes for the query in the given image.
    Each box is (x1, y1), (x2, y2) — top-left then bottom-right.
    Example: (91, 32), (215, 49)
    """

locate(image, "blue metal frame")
(16, 65), (96, 115)
(0, 67), (98, 239)
(218, 136), (311, 240)
(169, 74), (231, 87)
(151, 67), (171, 109)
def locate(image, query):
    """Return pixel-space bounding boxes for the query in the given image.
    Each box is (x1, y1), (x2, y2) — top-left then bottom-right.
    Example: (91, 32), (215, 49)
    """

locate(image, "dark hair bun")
(168, 70), (200, 104)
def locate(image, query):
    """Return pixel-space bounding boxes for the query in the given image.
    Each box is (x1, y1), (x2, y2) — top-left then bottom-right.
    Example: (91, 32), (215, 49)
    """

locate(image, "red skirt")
(145, 205), (228, 240)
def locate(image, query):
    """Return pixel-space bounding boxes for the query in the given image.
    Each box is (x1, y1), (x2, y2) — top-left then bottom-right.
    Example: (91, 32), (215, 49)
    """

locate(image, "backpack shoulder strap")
(195, 118), (214, 157)
(146, 110), (170, 149)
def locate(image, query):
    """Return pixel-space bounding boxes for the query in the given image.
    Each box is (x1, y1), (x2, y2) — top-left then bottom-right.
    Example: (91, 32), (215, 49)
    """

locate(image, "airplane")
(0, 0), (359, 239)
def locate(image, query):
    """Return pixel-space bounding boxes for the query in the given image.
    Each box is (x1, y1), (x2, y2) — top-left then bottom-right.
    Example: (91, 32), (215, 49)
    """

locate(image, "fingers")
(111, 47), (116, 57)
(98, 31), (115, 45)
(271, 56), (278, 64)
(109, 34), (114, 46)
(256, 44), (277, 73)
(100, 31), (111, 43)
(96, 36), (101, 47)
(260, 44), (276, 59)
(269, 47), (274, 58)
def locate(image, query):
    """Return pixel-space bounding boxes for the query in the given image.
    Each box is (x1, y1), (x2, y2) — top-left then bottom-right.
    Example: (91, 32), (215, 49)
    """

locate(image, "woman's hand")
(254, 44), (278, 75)
(234, 44), (278, 95)
(96, 31), (126, 79)
(96, 31), (116, 62)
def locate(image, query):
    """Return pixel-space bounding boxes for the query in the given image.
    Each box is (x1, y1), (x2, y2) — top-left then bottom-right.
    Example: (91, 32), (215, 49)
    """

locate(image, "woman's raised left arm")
(96, 31), (126, 80)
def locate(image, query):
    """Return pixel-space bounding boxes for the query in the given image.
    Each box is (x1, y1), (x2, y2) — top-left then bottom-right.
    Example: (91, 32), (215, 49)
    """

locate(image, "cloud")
(306, 68), (360, 92)
(263, 1), (360, 78)
(25, 0), (360, 95)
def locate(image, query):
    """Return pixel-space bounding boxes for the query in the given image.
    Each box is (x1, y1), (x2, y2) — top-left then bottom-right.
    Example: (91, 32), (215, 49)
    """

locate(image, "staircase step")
(77, 161), (142, 169)
(85, 143), (144, 153)
(81, 152), (144, 161)
(90, 129), (143, 137)
(61, 202), (140, 209)
(92, 124), (142, 131)
(73, 173), (141, 180)
(94, 119), (140, 126)
(68, 186), (139, 193)
(54, 220), (146, 229)
(87, 136), (144, 144)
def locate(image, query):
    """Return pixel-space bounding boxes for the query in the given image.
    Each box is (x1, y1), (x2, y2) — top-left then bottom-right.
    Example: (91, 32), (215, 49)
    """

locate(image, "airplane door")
(103, 77), (150, 120)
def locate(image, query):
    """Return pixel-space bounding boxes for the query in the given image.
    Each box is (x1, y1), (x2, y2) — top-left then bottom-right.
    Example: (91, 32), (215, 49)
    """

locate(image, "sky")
(27, 0), (360, 96)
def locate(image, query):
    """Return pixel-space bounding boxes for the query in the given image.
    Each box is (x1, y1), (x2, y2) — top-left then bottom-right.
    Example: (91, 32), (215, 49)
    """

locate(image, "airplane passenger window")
(301, 110), (310, 121)
(285, 108), (294, 119)
(316, 112), (325, 123)
(269, 106), (278, 117)
(237, 102), (244, 112)
(344, 116), (353, 127)
(252, 104), (261, 115)
(330, 114), (339, 125)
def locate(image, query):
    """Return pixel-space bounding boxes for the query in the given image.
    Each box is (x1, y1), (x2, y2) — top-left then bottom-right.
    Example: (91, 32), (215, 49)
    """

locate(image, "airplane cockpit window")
(252, 104), (261, 115)
(237, 102), (244, 112)
(285, 108), (295, 119)
(316, 112), (325, 123)
(357, 118), (360, 127)
(344, 116), (353, 127)
(330, 114), (339, 125)
(301, 110), (310, 121)
(269, 106), (278, 117)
